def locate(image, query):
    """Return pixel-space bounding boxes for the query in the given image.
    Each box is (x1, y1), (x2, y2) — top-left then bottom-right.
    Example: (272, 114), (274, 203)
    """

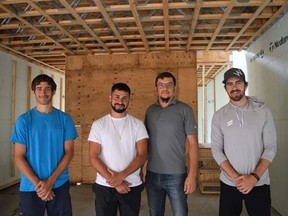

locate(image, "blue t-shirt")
(10, 107), (78, 191)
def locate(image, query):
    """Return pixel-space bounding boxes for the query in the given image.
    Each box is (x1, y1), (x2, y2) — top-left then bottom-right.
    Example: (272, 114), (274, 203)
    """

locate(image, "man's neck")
(230, 96), (248, 107)
(36, 104), (53, 114)
(110, 110), (126, 118)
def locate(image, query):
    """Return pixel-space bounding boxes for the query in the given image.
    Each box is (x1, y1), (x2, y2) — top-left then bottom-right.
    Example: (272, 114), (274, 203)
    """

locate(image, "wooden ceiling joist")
(0, 0), (286, 84)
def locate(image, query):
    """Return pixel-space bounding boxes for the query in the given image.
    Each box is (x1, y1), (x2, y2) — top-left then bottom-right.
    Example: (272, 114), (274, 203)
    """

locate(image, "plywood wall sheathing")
(69, 125), (83, 183)
(66, 51), (197, 183)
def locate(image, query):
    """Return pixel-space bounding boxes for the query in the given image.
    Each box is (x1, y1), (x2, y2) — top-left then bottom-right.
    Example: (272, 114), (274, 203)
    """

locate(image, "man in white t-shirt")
(88, 83), (148, 216)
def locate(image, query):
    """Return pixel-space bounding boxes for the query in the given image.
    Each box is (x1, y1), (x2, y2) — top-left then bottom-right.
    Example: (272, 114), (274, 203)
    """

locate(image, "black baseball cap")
(222, 68), (247, 84)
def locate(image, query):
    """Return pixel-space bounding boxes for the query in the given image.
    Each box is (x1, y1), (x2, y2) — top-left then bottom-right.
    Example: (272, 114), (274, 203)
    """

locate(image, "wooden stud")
(60, 77), (63, 110)
(27, 66), (32, 110)
(11, 61), (17, 177)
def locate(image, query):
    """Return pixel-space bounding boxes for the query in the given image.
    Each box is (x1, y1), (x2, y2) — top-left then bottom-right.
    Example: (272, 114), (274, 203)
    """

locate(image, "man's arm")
(252, 158), (271, 178)
(210, 113), (241, 181)
(219, 160), (240, 181)
(14, 143), (40, 186)
(235, 109), (276, 194)
(89, 141), (132, 194)
(106, 138), (148, 187)
(184, 134), (198, 194)
(89, 141), (111, 180)
(235, 158), (271, 194)
(36, 139), (74, 199)
(49, 139), (74, 183)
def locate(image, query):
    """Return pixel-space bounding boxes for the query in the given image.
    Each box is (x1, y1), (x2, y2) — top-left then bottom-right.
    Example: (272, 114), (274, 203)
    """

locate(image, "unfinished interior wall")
(66, 51), (197, 183)
(0, 50), (65, 190)
(239, 12), (288, 215)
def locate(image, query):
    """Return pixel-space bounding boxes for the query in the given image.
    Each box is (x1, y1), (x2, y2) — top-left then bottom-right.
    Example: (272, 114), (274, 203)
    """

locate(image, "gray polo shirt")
(145, 99), (197, 174)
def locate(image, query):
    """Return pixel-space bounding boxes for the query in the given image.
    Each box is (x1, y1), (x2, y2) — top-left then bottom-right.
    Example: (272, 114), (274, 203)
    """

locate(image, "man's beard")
(229, 90), (245, 102)
(160, 97), (171, 103)
(111, 104), (127, 113)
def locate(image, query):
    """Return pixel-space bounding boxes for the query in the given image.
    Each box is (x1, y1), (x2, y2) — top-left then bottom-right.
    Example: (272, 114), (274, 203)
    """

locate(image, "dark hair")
(155, 72), (176, 87)
(111, 83), (131, 95)
(31, 74), (57, 91)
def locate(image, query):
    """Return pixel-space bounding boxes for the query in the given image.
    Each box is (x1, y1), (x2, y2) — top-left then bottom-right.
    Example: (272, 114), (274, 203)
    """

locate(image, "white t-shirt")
(88, 114), (148, 187)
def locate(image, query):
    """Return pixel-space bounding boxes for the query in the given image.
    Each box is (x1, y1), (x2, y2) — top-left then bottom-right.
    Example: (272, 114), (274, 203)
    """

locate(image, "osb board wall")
(66, 51), (197, 183)
(68, 125), (82, 183)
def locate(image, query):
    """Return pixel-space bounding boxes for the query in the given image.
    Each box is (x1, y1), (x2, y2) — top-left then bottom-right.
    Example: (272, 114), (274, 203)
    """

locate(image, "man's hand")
(106, 168), (125, 187)
(184, 176), (196, 194)
(35, 179), (54, 201)
(235, 175), (257, 194)
(41, 191), (55, 201)
(115, 181), (131, 194)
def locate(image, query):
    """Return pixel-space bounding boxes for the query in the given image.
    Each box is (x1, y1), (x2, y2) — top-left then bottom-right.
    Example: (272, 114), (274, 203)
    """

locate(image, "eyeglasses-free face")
(35, 86), (52, 92)
(34, 82), (54, 106)
(110, 90), (130, 114)
(225, 77), (247, 102)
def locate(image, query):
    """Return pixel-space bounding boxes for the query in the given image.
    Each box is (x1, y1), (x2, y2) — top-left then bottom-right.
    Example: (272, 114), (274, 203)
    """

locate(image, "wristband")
(250, 173), (260, 181)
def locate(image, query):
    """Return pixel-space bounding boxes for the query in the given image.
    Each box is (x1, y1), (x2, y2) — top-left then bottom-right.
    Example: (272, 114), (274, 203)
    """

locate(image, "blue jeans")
(145, 170), (188, 216)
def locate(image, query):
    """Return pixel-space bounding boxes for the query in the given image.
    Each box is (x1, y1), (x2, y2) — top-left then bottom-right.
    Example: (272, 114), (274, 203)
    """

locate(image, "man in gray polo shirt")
(144, 71), (199, 216)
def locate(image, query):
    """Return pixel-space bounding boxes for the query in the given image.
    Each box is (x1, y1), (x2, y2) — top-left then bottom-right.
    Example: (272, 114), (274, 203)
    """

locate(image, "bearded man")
(211, 68), (277, 216)
(88, 83), (148, 216)
(144, 72), (199, 216)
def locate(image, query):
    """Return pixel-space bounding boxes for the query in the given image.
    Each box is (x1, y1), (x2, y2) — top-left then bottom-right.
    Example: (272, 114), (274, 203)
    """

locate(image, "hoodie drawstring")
(235, 108), (244, 127)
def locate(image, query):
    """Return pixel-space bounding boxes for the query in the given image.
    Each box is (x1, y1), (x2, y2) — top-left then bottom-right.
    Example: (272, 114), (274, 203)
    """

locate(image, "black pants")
(92, 183), (144, 216)
(219, 181), (271, 216)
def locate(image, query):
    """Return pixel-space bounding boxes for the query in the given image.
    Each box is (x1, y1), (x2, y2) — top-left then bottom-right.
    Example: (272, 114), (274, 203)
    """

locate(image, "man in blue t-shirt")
(10, 74), (78, 216)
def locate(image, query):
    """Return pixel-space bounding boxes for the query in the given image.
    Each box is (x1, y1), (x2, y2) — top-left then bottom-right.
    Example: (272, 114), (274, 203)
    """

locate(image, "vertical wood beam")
(27, 66), (32, 111)
(51, 74), (54, 106)
(202, 65), (206, 143)
(60, 77), (63, 111)
(11, 61), (17, 177)
(213, 78), (216, 112)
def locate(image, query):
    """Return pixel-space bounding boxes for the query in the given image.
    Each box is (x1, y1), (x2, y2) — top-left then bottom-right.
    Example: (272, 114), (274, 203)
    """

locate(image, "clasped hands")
(35, 179), (55, 201)
(106, 168), (131, 194)
(233, 174), (257, 194)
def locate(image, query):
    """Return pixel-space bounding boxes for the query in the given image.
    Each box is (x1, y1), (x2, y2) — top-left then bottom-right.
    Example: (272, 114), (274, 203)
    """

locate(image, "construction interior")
(0, 1), (287, 215)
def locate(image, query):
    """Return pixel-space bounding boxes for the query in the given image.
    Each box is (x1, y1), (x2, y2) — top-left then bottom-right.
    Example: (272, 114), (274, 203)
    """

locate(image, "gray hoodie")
(211, 96), (277, 186)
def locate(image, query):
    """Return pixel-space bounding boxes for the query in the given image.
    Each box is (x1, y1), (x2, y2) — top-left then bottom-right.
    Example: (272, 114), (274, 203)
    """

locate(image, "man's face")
(225, 77), (247, 102)
(156, 77), (175, 103)
(110, 89), (130, 113)
(34, 82), (54, 105)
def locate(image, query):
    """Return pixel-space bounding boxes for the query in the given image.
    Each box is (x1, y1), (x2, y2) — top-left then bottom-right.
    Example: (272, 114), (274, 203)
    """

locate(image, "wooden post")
(11, 61), (17, 177)
(60, 77), (63, 111)
(27, 66), (32, 110)
(51, 74), (54, 106)
(202, 65), (206, 143)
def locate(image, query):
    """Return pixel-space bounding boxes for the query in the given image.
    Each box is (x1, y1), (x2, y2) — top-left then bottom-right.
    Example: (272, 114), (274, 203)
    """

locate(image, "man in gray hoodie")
(211, 68), (277, 216)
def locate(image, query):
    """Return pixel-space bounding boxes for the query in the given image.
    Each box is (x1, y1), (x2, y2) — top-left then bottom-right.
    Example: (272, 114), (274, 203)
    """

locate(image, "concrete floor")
(0, 183), (279, 216)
